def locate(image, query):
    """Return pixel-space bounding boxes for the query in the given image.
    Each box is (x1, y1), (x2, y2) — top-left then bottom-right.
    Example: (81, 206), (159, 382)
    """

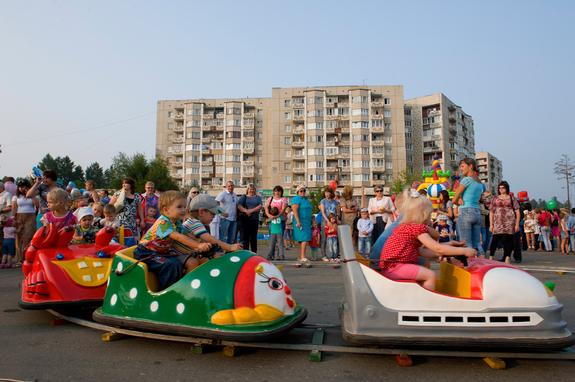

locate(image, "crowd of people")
(1, 159), (575, 291)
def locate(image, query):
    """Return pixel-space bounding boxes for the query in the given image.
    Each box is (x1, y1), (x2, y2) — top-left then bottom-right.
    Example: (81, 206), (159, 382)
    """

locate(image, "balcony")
(243, 135), (255, 142)
(171, 160), (183, 168)
(244, 112), (255, 118)
(243, 147), (254, 154)
(243, 119), (255, 127)
(326, 166), (339, 173)
(423, 146), (441, 153)
(173, 125), (184, 132)
(169, 171), (183, 179)
(293, 167), (306, 174)
(292, 102), (304, 109)
(371, 101), (384, 107)
(293, 115), (305, 121)
(173, 114), (184, 121)
(203, 113), (214, 119)
(293, 127), (305, 135)
(243, 160), (254, 166)
(216, 113), (224, 119)
(372, 166), (386, 172)
(371, 126), (384, 132)
(371, 114), (384, 120)
(172, 136), (184, 144)
(371, 152), (385, 158)
(292, 140), (305, 148)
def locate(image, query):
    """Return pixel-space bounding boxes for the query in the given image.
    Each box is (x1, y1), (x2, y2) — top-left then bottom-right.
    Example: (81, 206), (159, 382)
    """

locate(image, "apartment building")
(475, 151), (503, 193)
(405, 93), (475, 175)
(157, 87), (474, 192)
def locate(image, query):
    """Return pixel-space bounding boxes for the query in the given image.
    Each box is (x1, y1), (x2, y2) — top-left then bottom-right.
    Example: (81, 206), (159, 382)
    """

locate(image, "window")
(385, 149), (392, 156)
(316, 161), (324, 168)
(225, 143), (241, 150)
(386, 162), (393, 169)
(384, 110), (391, 118)
(325, 147), (338, 155)
(362, 147), (369, 155)
(285, 149), (291, 158)
(191, 167), (200, 174)
(284, 112), (292, 120)
(352, 96), (368, 103)
(316, 174), (324, 181)
(405, 120), (411, 127)
(284, 99), (291, 107)
(284, 162), (291, 170)
(338, 107), (349, 115)
(284, 124), (292, 133)
(307, 122), (323, 130)
(226, 107), (240, 115)
(284, 137), (292, 145)
(352, 108), (368, 116)
(315, 96), (323, 104)
(226, 119), (240, 127)
(307, 135), (323, 143)
(384, 98), (391, 105)
(186, 144), (200, 151)
(307, 109), (323, 117)
(187, 131), (200, 139)
(372, 119), (384, 127)
(338, 159), (349, 167)
(168, 111), (173, 118)
(352, 121), (369, 129)
(284, 176), (291, 183)
(384, 136), (392, 144)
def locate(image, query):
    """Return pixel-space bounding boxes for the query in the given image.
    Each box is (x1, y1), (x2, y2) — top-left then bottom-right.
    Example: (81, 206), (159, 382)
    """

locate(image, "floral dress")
(116, 192), (142, 236)
(489, 196), (519, 234)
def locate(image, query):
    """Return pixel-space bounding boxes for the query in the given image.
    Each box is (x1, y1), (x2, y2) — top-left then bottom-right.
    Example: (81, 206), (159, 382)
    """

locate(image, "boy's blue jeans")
(134, 245), (182, 291)
(358, 236), (371, 257)
(457, 207), (484, 256)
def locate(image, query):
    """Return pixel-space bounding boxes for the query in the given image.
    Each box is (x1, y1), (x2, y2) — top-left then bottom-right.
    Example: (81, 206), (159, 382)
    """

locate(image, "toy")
(19, 225), (123, 309)
(415, 155), (451, 209)
(517, 191), (529, 203)
(93, 249), (307, 340)
(329, 180), (338, 191)
(338, 225), (574, 350)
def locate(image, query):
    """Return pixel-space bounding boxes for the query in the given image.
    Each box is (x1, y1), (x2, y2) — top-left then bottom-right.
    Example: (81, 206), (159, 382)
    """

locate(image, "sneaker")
(322, 257), (330, 262)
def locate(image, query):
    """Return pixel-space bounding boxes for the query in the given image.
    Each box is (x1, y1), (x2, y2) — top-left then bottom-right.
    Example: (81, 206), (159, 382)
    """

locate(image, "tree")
(72, 165), (85, 188)
(106, 152), (179, 192)
(146, 157), (179, 191)
(37, 154), (82, 187)
(85, 162), (106, 189)
(38, 154), (58, 172)
(390, 169), (422, 195)
(554, 154), (575, 207)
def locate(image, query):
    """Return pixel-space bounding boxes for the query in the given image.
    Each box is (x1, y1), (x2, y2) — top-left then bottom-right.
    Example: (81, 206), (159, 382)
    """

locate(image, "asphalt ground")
(1, 246), (575, 382)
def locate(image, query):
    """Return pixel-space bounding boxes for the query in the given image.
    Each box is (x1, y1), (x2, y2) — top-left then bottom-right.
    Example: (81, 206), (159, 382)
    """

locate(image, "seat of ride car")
(116, 248), (160, 292)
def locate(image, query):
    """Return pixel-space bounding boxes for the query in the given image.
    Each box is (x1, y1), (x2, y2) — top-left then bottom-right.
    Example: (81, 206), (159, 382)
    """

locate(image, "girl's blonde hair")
(342, 185), (353, 200)
(399, 189), (432, 224)
(47, 188), (70, 210)
(159, 190), (186, 213)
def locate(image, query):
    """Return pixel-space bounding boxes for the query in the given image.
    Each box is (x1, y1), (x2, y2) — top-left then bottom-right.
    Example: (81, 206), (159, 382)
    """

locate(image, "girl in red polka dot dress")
(380, 190), (477, 290)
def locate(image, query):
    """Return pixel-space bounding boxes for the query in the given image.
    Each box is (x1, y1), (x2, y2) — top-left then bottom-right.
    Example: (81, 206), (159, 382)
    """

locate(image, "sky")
(0, 0), (573, 201)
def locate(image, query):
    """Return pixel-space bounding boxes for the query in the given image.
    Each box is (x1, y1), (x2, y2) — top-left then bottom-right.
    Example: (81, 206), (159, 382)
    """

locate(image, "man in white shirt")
(215, 180), (238, 244)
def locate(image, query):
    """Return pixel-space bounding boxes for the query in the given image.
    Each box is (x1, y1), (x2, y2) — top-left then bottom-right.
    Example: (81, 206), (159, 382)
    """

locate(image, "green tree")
(85, 162), (106, 189)
(106, 152), (179, 192)
(146, 157), (179, 191)
(72, 165), (85, 188)
(38, 154), (58, 172)
(390, 169), (422, 195)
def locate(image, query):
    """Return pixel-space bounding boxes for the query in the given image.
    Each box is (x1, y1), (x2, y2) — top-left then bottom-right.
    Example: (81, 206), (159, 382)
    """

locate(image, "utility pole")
(554, 154), (575, 207)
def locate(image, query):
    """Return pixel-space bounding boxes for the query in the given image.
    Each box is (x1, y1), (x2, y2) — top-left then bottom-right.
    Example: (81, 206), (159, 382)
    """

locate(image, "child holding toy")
(71, 207), (99, 244)
(266, 206), (285, 260)
(380, 189), (477, 290)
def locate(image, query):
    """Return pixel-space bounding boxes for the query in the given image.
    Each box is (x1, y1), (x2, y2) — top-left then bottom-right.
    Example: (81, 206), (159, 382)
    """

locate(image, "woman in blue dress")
(291, 184), (312, 264)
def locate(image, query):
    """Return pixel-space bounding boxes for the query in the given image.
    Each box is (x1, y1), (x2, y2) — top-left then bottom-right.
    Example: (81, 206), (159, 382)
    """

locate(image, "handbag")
(114, 190), (126, 213)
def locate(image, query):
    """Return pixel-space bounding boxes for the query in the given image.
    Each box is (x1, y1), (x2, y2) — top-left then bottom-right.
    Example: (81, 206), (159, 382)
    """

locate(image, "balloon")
(328, 180), (337, 191)
(546, 200), (558, 211)
(427, 183), (446, 198)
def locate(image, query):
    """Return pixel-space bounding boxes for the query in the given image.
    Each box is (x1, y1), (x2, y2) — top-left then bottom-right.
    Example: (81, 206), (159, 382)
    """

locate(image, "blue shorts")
(2, 238), (15, 257)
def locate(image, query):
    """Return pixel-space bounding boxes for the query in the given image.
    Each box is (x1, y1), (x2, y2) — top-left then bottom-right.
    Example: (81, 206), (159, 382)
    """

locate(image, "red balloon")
(329, 180), (337, 191)
(517, 190), (529, 203)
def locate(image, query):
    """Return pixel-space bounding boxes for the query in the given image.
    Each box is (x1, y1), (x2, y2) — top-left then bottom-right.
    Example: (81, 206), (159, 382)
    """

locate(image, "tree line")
(35, 153), (178, 192)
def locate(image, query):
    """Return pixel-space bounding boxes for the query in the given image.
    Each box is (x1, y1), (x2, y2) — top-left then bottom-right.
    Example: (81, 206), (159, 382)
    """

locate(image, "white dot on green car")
(230, 256), (240, 263)
(177, 303), (185, 314)
(110, 294), (117, 306)
(150, 301), (159, 312)
(191, 279), (201, 289)
(116, 262), (123, 272)
(210, 269), (220, 277)
(129, 288), (138, 299)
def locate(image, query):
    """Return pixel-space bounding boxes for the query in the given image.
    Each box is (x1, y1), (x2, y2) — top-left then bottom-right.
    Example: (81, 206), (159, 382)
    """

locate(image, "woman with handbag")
(488, 181), (520, 263)
(237, 184), (262, 253)
(109, 177), (145, 241)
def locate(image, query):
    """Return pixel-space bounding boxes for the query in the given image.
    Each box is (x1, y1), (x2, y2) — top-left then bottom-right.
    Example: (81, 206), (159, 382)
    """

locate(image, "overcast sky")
(1, 0), (573, 201)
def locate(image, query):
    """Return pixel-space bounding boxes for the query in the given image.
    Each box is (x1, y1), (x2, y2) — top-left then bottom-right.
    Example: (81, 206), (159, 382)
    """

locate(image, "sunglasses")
(298, 189), (306, 193)
(191, 191), (199, 194)
(375, 190), (383, 192)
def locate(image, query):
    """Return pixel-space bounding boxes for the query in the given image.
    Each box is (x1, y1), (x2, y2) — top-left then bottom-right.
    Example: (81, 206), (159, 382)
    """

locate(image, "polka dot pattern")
(150, 301), (159, 312)
(176, 303), (185, 314)
(191, 279), (201, 289)
(210, 269), (220, 277)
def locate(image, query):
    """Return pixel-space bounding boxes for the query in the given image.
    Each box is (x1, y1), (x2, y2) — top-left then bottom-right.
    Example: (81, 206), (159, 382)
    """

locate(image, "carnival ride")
(338, 225), (575, 350)
(92, 248), (307, 341)
(19, 225), (123, 309)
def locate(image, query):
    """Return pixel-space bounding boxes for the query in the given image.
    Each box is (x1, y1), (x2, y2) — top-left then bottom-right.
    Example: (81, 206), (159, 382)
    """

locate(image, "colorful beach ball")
(427, 183), (446, 198)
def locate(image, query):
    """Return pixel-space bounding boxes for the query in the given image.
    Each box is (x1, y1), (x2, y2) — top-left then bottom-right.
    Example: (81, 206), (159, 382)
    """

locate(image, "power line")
(4, 112), (155, 146)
